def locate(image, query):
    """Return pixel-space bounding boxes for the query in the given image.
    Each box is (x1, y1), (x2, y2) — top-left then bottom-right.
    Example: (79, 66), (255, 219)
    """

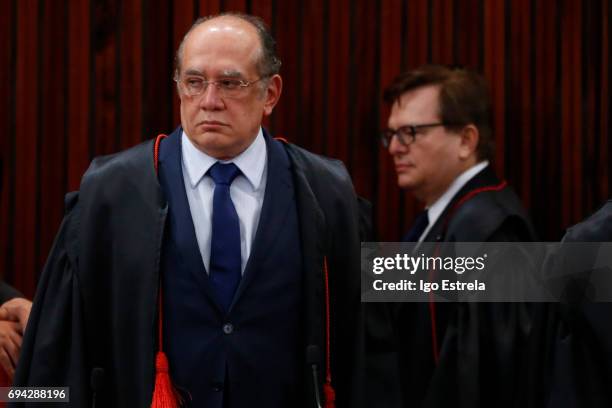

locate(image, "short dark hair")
(174, 12), (282, 79)
(383, 64), (494, 161)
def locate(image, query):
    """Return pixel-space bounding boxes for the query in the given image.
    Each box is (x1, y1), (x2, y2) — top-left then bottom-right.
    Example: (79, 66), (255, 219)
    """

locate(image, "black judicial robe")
(367, 165), (539, 408)
(13, 131), (364, 408)
(544, 200), (612, 407)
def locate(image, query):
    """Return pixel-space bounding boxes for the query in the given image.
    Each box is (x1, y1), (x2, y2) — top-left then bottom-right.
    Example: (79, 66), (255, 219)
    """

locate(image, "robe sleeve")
(544, 227), (612, 407)
(0, 282), (23, 304)
(12, 193), (90, 407)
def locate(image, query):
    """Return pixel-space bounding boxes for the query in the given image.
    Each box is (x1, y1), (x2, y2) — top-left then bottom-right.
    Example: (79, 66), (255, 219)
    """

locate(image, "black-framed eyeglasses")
(380, 123), (448, 148)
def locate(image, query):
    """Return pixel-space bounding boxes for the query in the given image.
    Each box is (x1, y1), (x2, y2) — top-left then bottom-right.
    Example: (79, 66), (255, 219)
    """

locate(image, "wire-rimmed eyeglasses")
(174, 75), (269, 98)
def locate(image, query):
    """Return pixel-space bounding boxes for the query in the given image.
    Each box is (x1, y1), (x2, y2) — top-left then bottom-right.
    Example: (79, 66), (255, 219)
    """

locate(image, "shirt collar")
(181, 127), (267, 191)
(425, 160), (490, 234)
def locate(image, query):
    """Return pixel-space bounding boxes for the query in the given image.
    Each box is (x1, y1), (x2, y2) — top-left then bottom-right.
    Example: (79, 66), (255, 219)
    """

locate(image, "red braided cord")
(274, 136), (289, 143)
(451, 181), (508, 214)
(154, 134), (167, 349)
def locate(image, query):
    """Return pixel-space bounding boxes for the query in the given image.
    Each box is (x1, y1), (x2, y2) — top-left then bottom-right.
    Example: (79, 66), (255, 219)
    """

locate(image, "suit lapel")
(284, 144), (328, 356)
(158, 127), (224, 313)
(230, 132), (295, 308)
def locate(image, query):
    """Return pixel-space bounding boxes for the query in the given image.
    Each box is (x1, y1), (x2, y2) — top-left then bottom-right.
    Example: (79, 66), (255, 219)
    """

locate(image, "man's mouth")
(199, 120), (228, 127)
(395, 163), (414, 172)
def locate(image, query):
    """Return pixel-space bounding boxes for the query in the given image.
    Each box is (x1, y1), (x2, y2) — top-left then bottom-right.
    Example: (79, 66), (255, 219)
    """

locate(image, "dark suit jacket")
(14, 128), (364, 408)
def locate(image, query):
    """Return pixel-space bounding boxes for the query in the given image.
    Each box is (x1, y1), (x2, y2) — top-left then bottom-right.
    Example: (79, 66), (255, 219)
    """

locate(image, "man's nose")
(388, 135), (407, 156)
(198, 83), (224, 110)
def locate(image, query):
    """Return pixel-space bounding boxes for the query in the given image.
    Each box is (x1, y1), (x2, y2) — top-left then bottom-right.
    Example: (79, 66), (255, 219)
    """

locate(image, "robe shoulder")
(79, 139), (158, 203)
(564, 200), (612, 242)
(446, 186), (537, 241)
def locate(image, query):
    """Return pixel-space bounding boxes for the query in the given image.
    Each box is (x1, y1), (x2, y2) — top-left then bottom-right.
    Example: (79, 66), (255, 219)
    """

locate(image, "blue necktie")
(403, 210), (429, 242)
(208, 162), (242, 312)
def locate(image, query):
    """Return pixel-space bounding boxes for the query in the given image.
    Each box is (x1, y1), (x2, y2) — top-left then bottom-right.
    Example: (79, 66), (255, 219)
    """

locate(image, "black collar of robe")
(423, 164), (538, 242)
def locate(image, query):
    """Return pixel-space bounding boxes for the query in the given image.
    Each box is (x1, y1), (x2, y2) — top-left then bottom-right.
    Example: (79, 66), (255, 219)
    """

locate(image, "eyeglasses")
(174, 75), (269, 98)
(380, 123), (449, 148)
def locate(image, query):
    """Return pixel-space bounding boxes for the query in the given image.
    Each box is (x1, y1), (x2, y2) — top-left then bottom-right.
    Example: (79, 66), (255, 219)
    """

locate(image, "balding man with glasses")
(15, 13), (364, 408)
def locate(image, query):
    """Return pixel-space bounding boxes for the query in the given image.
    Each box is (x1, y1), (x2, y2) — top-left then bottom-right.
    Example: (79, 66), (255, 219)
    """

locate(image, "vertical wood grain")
(14, 0), (39, 295)
(4, 0), (612, 294)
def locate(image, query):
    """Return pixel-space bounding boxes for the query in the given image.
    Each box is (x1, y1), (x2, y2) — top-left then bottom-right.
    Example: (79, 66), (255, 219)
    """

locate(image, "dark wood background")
(0, 0), (610, 298)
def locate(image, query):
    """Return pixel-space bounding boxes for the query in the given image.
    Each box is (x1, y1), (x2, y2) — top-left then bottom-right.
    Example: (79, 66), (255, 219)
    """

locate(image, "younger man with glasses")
(369, 65), (537, 407)
(381, 64), (534, 244)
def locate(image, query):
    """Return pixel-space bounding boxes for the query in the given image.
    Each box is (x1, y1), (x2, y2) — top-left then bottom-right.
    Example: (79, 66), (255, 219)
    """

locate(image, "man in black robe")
(367, 65), (537, 407)
(544, 200), (612, 407)
(14, 13), (363, 408)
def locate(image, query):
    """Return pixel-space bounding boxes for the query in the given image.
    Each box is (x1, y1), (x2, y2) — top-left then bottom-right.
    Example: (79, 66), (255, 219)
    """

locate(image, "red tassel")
(151, 135), (181, 408)
(150, 352), (181, 408)
(323, 382), (336, 408)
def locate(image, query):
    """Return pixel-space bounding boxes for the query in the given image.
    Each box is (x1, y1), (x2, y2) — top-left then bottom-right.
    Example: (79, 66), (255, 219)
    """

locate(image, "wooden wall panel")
(250, 0), (273, 26)
(350, 0), (379, 201)
(199, 0), (221, 17)
(225, 0), (248, 12)
(484, 0), (506, 176)
(92, 0), (119, 156)
(533, 0), (562, 238)
(172, 0), (195, 127)
(507, 0), (532, 205)
(582, 0), (600, 218)
(406, 0), (429, 67)
(378, 0), (404, 240)
(0, 0), (14, 285)
(299, 1), (325, 152)
(601, 0), (610, 200)
(2, 0), (611, 296)
(560, 0), (582, 227)
(398, 0), (431, 237)
(142, 0), (172, 140)
(272, 0), (301, 144)
(455, 0), (482, 70)
(14, 0), (39, 296)
(431, 0), (454, 65)
(326, 0), (350, 162)
(120, 0), (144, 150)
(67, 0), (91, 191)
(38, 0), (68, 279)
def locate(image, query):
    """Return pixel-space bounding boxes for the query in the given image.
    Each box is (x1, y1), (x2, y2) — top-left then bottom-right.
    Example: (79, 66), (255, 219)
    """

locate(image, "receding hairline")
(176, 14), (265, 75)
(189, 14), (261, 43)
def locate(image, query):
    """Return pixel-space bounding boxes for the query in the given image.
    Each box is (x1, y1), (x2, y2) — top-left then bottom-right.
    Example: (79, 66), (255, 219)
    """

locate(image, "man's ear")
(174, 70), (183, 97)
(458, 124), (479, 160)
(263, 74), (283, 116)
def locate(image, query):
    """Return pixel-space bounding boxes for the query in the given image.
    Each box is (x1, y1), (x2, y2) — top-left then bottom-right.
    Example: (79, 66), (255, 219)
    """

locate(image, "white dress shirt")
(181, 128), (267, 273)
(418, 161), (489, 242)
